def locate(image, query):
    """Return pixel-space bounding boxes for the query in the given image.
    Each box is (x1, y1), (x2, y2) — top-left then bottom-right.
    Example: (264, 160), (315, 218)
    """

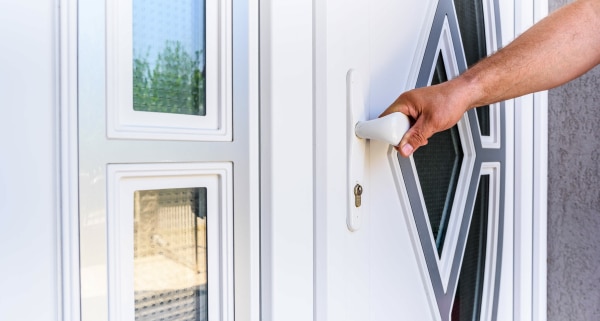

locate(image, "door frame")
(59, 0), (80, 319)
(259, 0), (315, 320)
(511, 1), (548, 320)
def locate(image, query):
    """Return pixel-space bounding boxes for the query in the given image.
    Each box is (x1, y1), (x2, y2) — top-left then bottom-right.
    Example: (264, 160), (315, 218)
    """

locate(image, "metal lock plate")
(354, 184), (363, 207)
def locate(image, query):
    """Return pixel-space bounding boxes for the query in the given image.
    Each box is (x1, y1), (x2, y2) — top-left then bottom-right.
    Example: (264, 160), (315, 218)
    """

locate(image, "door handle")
(355, 112), (410, 146)
(345, 70), (411, 232)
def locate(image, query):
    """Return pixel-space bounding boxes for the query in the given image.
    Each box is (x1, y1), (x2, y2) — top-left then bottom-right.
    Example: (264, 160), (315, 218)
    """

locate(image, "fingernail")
(401, 144), (413, 156)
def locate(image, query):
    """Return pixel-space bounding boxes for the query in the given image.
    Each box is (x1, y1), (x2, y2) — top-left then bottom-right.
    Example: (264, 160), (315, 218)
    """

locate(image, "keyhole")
(354, 184), (363, 207)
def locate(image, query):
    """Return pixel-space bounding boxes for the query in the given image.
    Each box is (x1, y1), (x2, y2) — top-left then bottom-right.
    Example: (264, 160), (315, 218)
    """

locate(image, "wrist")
(447, 73), (483, 113)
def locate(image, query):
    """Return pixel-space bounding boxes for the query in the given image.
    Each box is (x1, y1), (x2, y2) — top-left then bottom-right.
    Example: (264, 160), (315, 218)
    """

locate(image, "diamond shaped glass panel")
(454, 0), (490, 135)
(413, 52), (464, 256)
(451, 175), (490, 321)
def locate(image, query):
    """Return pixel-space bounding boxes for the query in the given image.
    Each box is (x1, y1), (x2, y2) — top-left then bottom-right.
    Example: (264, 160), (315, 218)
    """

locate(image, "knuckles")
(408, 129), (429, 147)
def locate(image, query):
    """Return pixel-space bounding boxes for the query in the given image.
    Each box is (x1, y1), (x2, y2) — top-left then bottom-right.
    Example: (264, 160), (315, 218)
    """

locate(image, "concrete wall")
(547, 1), (600, 320)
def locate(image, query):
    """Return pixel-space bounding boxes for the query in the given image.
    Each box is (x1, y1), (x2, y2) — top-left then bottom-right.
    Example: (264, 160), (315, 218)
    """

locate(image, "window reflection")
(133, 0), (206, 116)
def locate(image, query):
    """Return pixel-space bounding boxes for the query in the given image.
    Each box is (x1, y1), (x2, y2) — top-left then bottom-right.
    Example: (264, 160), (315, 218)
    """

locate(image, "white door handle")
(355, 112), (410, 146)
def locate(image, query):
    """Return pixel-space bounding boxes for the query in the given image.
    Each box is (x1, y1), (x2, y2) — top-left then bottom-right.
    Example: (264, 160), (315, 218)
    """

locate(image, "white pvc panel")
(259, 0), (314, 320)
(368, 0), (439, 320)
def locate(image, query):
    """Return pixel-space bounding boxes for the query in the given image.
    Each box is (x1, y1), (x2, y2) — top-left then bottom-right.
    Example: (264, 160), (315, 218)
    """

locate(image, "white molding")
(107, 162), (234, 321)
(512, 0), (548, 320)
(479, 163), (502, 321)
(244, 0), (261, 320)
(105, 0), (232, 141)
(495, 0), (516, 319)
(260, 0), (314, 320)
(532, 4), (548, 321)
(59, 0), (80, 319)
(532, 89), (548, 321)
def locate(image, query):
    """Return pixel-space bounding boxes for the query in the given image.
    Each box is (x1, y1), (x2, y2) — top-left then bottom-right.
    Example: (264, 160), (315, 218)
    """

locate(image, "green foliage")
(133, 41), (205, 115)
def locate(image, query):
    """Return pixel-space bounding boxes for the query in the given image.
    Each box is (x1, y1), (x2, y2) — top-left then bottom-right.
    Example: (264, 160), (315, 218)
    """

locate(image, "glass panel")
(451, 175), (490, 321)
(431, 52), (448, 85)
(413, 53), (464, 256)
(453, 0), (490, 135)
(475, 105), (490, 136)
(134, 187), (208, 321)
(133, 0), (206, 116)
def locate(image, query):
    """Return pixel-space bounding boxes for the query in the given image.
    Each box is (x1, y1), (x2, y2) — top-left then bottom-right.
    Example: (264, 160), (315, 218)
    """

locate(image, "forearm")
(381, 0), (600, 157)
(457, 0), (600, 109)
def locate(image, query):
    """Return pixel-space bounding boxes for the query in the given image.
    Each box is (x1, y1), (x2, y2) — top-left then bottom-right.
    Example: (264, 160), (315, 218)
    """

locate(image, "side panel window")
(107, 163), (233, 321)
(106, 0), (231, 140)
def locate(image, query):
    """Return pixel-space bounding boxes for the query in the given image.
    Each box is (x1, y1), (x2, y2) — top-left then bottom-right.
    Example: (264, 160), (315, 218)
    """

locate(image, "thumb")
(397, 119), (433, 157)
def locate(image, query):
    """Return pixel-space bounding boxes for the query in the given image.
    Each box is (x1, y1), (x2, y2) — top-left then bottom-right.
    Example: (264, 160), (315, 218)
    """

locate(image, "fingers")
(384, 83), (469, 157)
(397, 119), (432, 158)
(380, 94), (427, 157)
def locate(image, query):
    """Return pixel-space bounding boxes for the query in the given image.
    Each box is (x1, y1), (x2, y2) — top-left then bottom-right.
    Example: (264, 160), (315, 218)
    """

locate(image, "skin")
(380, 0), (600, 157)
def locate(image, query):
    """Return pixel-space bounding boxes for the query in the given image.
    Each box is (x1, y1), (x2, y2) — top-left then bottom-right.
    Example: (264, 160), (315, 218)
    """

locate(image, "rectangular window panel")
(134, 187), (208, 321)
(106, 0), (231, 140)
(133, 0), (206, 116)
(106, 163), (234, 320)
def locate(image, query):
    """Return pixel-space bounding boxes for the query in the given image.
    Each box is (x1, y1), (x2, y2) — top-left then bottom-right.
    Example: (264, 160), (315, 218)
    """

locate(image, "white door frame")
(59, 0), (81, 319)
(259, 1), (315, 320)
(259, 0), (547, 321)
(511, 0), (548, 320)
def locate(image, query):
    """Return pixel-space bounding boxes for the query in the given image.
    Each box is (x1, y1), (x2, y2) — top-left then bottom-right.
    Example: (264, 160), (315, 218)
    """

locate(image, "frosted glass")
(132, 0), (206, 116)
(134, 187), (208, 321)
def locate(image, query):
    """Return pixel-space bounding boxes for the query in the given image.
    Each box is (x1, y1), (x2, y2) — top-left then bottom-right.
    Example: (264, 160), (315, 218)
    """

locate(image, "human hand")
(379, 80), (472, 157)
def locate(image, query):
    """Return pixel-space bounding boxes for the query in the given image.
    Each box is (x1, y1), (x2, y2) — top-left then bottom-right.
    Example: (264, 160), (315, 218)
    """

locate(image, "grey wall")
(547, 1), (600, 320)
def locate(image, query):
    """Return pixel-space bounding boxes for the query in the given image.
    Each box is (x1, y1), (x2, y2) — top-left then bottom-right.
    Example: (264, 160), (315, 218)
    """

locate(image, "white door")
(77, 0), (259, 320)
(315, 0), (522, 320)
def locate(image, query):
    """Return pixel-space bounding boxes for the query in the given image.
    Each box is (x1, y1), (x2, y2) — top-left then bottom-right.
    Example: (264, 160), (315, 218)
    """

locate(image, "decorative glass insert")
(431, 52), (448, 86)
(453, 0), (490, 136)
(414, 52), (464, 256)
(475, 106), (490, 137)
(451, 175), (490, 321)
(134, 187), (208, 321)
(133, 0), (206, 116)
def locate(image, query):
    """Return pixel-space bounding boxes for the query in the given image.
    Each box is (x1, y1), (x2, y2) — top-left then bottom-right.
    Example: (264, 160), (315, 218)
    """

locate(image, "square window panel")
(107, 163), (233, 321)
